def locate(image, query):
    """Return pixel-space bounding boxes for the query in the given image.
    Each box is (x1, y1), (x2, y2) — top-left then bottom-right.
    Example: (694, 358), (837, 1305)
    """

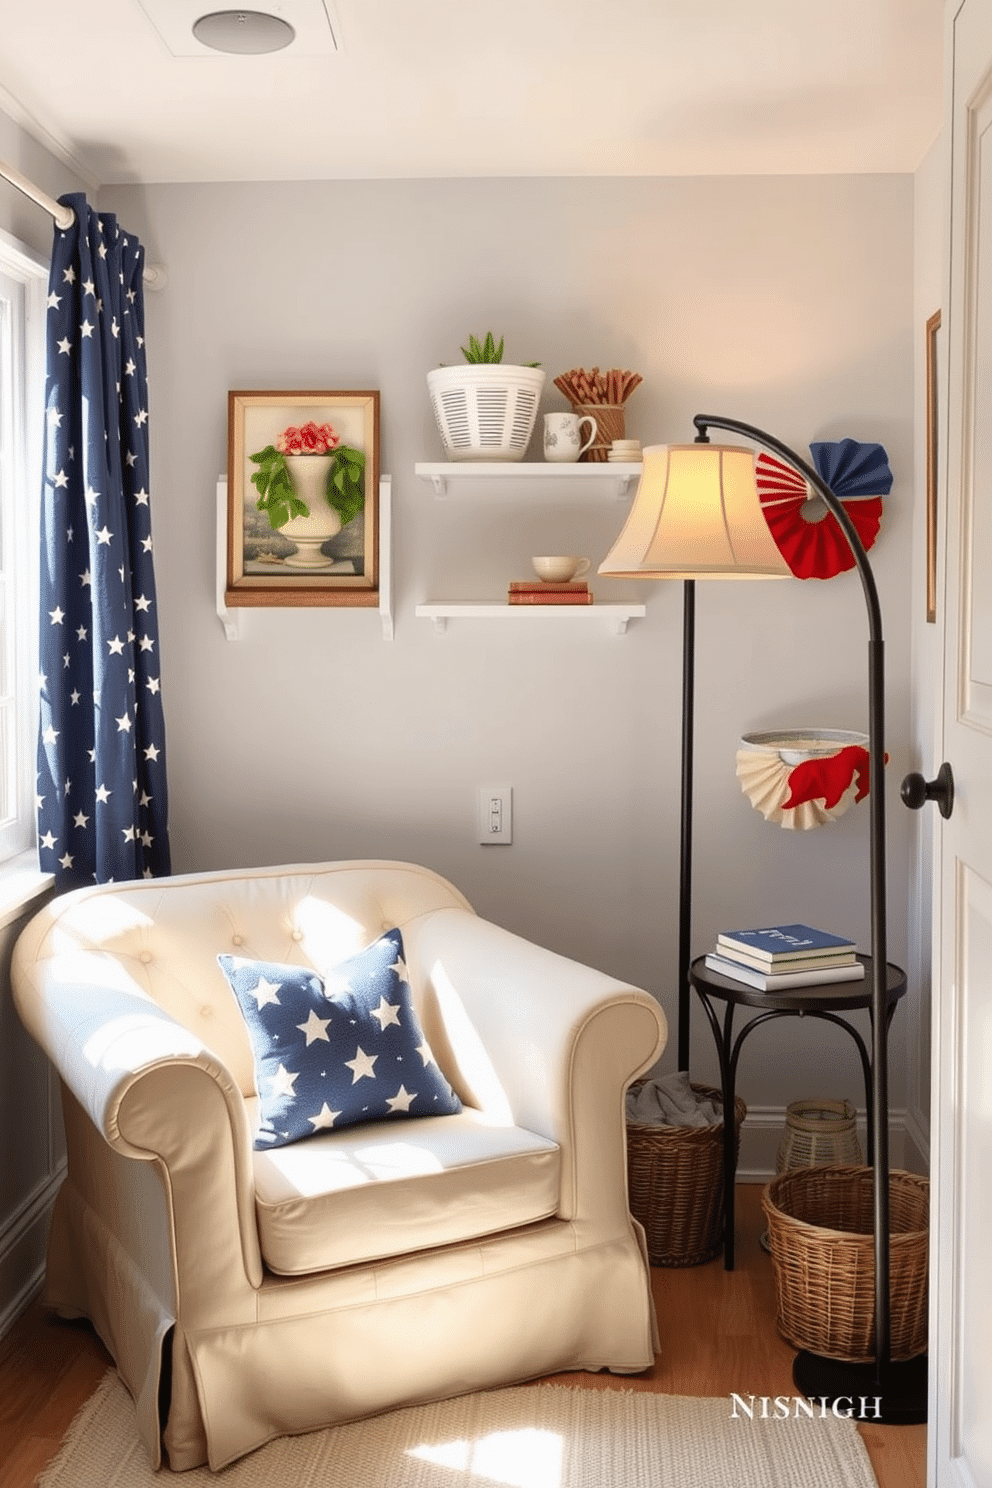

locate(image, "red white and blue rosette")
(735, 729), (872, 830)
(755, 439), (892, 580)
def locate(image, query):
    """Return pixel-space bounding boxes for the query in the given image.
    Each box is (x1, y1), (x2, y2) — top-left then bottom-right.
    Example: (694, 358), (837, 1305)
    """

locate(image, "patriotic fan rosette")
(755, 438), (892, 580)
(732, 440), (891, 827)
(735, 729), (873, 830)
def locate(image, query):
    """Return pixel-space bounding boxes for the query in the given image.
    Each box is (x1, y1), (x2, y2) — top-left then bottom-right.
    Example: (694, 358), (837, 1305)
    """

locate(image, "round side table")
(688, 954), (908, 1270)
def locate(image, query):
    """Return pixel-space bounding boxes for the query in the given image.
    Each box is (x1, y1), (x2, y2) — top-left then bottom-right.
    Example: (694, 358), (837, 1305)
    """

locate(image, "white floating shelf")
(416, 602), (646, 635)
(415, 461), (641, 499)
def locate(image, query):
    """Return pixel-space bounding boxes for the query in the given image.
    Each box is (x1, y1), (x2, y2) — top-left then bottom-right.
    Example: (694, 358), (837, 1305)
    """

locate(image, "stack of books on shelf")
(507, 580), (594, 606)
(704, 923), (863, 991)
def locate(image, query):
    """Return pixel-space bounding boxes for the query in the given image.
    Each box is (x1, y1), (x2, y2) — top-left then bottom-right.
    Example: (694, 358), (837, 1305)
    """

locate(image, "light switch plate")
(479, 785), (512, 845)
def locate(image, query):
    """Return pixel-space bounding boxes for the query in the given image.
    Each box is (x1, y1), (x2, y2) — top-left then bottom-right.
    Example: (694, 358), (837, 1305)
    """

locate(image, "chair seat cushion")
(251, 1106), (561, 1274)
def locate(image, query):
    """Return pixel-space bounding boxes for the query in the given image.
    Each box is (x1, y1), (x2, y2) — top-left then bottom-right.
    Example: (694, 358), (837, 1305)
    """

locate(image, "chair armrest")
(406, 908), (667, 1225)
(11, 947), (263, 1293)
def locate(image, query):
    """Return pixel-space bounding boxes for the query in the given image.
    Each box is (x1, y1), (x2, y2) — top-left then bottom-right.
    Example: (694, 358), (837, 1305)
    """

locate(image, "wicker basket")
(762, 1165), (929, 1362)
(627, 1082), (747, 1267)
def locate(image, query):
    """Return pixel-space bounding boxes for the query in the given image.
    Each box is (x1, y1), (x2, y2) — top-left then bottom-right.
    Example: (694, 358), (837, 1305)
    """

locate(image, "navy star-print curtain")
(37, 194), (170, 889)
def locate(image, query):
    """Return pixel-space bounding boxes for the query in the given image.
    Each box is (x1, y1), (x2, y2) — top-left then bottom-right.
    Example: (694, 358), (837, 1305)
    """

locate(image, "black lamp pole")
(677, 574), (695, 1074)
(681, 415), (926, 1421)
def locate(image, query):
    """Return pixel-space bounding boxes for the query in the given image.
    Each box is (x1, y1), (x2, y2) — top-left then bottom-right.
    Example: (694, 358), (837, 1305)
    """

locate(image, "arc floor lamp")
(599, 415), (927, 1423)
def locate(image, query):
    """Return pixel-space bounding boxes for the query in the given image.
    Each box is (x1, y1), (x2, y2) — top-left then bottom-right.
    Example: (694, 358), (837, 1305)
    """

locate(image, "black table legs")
(692, 994), (879, 1270)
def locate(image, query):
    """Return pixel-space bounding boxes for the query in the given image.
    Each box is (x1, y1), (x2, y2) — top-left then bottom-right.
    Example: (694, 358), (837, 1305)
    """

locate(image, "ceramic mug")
(532, 555), (592, 583)
(543, 411), (598, 462)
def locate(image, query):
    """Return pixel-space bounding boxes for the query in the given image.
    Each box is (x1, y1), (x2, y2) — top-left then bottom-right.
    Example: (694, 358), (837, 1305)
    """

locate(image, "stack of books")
(507, 580), (594, 606)
(703, 923), (863, 991)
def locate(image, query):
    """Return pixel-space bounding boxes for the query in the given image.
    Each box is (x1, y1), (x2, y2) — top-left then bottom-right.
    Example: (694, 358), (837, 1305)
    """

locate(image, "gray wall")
(0, 112), (87, 259)
(0, 145), (926, 1340)
(102, 172), (918, 1167)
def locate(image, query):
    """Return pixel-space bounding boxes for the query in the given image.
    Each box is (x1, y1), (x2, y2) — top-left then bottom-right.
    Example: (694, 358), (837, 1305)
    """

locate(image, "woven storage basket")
(427, 365), (545, 461)
(627, 1082), (747, 1267)
(762, 1165), (929, 1362)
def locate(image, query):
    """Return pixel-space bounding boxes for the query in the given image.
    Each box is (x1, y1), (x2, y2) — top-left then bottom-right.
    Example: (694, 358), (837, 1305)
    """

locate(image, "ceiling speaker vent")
(192, 12), (295, 54)
(134, 0), (340, 57)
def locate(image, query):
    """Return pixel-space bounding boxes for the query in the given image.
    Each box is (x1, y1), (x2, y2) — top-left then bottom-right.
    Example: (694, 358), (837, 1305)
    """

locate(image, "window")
(0, 230), (47, 867)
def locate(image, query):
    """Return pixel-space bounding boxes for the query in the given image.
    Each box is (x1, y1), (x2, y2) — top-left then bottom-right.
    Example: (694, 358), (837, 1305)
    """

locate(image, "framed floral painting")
(226, 390), (380, 606)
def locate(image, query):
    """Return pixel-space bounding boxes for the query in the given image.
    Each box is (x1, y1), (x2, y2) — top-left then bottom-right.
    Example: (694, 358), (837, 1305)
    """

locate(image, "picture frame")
(925, 310), (941, 625)
(226, 390), (380, 607)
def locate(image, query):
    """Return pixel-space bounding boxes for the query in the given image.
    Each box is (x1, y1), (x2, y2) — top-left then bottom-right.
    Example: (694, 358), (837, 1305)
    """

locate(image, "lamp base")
(792, 1350), (928, 1426)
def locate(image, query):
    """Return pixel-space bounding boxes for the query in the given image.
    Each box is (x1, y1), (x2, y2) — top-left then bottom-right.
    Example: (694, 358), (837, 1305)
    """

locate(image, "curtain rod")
(0, 156), (167, 289)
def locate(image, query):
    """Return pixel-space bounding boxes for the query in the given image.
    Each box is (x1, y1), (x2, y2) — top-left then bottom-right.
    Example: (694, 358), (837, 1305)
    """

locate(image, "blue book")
(716, 923), (857, 965)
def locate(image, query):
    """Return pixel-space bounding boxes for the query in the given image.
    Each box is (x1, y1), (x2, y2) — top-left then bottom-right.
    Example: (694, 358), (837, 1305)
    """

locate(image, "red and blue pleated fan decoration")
(755, 438), (892, 580)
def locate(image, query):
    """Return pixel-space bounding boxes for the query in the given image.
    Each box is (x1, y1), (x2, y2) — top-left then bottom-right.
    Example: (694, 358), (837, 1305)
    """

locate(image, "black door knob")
(901, 761), (954, 819)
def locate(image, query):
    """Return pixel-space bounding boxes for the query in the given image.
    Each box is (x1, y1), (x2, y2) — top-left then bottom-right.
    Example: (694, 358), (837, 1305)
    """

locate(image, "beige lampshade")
(598, 443), (793, 579)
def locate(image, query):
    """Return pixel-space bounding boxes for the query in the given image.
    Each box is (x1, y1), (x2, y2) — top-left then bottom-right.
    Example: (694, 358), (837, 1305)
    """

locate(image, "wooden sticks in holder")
(553, 367), (643, 461)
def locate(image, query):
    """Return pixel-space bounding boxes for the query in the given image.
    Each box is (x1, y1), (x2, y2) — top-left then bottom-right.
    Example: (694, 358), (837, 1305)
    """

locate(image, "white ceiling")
(0, 0), (946, 187)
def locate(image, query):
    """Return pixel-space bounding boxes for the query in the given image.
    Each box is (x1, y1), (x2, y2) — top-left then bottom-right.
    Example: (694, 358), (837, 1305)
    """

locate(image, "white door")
(931, 1), (992, 1482)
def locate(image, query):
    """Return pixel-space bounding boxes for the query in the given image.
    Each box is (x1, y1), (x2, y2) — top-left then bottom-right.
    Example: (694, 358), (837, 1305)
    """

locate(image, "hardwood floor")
(550, 1185), (927, 1488)
(0, 1307), (111, 1488)
(0, 1185), (926, 1487)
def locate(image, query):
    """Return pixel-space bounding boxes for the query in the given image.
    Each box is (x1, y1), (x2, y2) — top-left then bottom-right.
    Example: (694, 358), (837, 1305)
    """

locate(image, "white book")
(703, 952), (866, 992)
(715, 944), (858, 975)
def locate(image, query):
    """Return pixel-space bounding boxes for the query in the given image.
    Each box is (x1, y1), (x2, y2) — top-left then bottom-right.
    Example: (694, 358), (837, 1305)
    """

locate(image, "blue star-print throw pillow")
(218, 928), (462, 1149)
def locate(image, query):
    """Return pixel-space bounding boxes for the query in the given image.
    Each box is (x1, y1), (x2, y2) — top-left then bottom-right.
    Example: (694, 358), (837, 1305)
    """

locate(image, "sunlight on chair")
(257, 1135), (448, 1196)
(54, 895), (153, 949)
(343, 1139), (446, 1179)
(292, 895), (368, 967)
(45, 950), (148, 994)
(430, 958), (514, 1125)
(82, 1011), (202, 1071)
(407, 1427), (564, 1487)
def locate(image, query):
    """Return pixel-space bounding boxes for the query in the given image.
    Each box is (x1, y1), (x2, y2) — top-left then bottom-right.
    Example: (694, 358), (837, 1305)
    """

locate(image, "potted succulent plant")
(249, 420), (365, 569)
(427, 332), (545, 461)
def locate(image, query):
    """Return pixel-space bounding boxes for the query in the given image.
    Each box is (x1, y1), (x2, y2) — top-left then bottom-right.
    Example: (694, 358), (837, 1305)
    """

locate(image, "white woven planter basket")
(427, 364), (545, 461)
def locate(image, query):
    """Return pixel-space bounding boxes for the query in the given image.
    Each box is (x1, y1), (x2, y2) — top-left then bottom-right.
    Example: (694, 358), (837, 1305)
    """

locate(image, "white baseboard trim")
(736, 1104), (927, 1183)
(0, 1162), (64, 1341)
(901, 1106), (931, 1176)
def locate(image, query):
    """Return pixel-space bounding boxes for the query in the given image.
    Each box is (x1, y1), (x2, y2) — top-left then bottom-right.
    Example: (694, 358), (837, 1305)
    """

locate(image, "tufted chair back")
(26, 860), (472, 1098)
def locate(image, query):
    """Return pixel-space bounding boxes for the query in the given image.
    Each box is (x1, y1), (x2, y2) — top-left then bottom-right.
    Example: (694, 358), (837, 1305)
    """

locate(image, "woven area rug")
(39, 1372), (879, 1488)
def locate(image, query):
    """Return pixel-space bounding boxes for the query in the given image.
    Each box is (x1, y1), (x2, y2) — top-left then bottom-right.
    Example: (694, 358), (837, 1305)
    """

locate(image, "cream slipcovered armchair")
(12, 860), (666, 1471)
